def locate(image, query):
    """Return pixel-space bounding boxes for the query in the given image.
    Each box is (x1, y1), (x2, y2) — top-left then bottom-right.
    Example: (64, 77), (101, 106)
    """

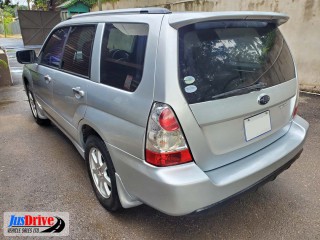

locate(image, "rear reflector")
(146, 149), (192, 167)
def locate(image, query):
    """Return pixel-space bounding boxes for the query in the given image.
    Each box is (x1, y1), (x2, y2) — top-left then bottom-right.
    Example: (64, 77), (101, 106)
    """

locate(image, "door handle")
(72, 87), (85, 99)
(44, 75), (51, 83)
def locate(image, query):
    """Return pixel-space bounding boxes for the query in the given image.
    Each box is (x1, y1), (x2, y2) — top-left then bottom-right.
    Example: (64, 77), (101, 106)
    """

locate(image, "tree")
(0, 0), (15, 37)
(17, 5), (29, 10)
(3, 5), (14, 16)
(33, 0), (48, 10)
(31, 0), (118, 12)
(0, 0), (11, 8)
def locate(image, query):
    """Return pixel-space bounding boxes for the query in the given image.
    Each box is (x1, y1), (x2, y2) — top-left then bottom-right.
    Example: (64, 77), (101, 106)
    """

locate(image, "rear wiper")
(211, 82), (267, 100)
(233, 68), (256, 73)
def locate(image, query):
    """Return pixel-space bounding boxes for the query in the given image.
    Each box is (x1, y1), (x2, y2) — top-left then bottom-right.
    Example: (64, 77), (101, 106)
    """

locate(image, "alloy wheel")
(89, 147), (112, 198)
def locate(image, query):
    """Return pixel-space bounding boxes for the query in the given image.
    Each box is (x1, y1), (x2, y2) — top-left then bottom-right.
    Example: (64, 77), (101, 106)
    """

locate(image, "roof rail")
(72, 7), (171, 19)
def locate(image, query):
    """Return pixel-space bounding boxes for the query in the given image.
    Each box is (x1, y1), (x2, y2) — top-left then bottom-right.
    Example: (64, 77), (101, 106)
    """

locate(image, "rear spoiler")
(168, 11), (289, 29)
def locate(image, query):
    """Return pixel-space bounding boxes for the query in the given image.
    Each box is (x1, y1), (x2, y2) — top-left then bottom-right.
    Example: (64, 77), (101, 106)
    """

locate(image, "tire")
(85, 135), (122, 212)
(26, 86), (50, 126)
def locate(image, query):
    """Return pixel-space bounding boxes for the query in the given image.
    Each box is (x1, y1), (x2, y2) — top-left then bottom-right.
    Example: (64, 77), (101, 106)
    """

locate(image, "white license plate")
(244, 111), (271, 141)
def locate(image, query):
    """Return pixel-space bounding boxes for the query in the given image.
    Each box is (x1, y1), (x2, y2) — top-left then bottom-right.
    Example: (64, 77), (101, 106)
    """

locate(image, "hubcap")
(28, 91), (37, 118)
(89, 147), (111, 198)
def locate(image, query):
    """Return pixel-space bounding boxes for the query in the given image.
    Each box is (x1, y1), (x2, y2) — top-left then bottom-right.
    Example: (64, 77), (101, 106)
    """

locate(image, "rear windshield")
(178, 21), (295, 104)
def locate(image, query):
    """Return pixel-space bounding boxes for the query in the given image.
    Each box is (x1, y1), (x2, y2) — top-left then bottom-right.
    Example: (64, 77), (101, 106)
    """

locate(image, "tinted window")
(61, 25), (96, 77)
(100, 23), (148, 92)
(179, 21), (295, 104)
(107, 27), (135, 53)
(40, 28), (69, 68)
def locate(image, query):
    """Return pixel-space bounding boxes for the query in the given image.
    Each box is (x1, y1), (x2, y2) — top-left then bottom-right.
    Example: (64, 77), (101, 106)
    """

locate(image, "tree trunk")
(98, 0), (102, 11)
(26, 0), (30, 10)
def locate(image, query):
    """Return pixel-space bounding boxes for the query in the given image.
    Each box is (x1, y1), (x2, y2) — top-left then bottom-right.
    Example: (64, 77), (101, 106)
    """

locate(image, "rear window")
(178, 21), (295, 104)
(100, 23), (148, 92)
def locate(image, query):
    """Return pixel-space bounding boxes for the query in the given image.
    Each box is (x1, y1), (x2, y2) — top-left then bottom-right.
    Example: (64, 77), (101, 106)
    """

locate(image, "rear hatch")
(175, 16), (297, 171)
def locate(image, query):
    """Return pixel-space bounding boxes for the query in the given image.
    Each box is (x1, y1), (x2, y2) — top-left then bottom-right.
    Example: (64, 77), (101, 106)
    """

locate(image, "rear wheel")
(85, 135), (122, 212)
(26, 86), (50, 126)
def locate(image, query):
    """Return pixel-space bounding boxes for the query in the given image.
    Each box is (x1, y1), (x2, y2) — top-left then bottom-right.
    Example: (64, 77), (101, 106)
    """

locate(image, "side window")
(61, 25), (96, 77)
(100, 23), (149, 92)
(39, 27), (69, 68)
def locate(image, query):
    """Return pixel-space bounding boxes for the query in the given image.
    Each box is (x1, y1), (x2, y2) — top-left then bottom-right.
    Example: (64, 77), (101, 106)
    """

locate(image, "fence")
(0, 21), (21, 35)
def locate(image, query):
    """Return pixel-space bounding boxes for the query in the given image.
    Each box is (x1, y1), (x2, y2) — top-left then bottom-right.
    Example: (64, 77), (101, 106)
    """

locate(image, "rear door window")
(100, 23), (149, 92)
(39, 27), (69, 68)
(61, 25), (96, 77)
(178, 21), (295, 104)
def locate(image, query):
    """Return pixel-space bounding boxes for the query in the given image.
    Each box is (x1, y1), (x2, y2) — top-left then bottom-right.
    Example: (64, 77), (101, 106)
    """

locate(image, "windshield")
(178, 21), (295, 104)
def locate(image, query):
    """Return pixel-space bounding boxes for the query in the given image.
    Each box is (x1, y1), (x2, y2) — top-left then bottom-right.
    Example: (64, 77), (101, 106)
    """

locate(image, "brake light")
(146, 149), (192, 167)
(145, 102), (193, 167)
(159, 108), (179, 131)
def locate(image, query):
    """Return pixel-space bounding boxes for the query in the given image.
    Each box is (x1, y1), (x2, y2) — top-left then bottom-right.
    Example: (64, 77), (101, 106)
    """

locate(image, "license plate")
(244, 111), (271, 141)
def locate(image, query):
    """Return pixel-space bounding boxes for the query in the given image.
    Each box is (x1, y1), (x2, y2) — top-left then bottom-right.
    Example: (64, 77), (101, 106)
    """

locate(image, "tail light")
(145, 102), (193, 167)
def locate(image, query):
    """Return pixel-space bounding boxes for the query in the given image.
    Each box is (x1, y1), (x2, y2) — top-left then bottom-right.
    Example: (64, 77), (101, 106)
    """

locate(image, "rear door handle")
(44, 75), (51, 83)
(72, 87), (85, 99)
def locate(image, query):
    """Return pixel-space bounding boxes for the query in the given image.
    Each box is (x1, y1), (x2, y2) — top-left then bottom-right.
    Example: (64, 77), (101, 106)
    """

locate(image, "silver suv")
(16, 8), (309, 216)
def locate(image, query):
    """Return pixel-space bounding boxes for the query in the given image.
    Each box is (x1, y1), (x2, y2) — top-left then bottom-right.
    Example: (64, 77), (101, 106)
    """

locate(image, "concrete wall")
(92, 0), (320, 92)
(0, 50), (12, 87)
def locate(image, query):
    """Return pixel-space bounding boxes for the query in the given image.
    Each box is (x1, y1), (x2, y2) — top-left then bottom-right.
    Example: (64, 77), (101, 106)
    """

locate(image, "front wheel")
(27, 87), (50, 126)
(85, 135), (122, 212)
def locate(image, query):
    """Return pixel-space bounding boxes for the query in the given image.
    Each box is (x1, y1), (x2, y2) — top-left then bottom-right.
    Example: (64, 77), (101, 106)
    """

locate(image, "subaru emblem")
(258, 94), (270, 105)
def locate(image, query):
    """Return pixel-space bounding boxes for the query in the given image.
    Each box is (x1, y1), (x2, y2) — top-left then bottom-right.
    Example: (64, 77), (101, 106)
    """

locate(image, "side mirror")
(16, 50), (37, 64)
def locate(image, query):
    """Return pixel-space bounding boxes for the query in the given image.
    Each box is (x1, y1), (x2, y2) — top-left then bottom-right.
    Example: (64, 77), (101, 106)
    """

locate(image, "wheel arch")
(81, 123), (142, 209)
(22, 67), (33, 91)
(23, 76), (31, 92)
(80, 122), (105, 148)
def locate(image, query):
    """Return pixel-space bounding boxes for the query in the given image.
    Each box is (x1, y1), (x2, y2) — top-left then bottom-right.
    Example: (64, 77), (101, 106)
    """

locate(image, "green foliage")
(82, 0), (118, 7)
(17, 5), (29, 10)
(0, 59), (8, 69)
(3, 5), (14, 16)
(3, 15), (13, 35)
(64, 0), (118, 8)
(31, 0), (119, 10)
(0, 2), (15, 36)
(33, 0), (48, 10)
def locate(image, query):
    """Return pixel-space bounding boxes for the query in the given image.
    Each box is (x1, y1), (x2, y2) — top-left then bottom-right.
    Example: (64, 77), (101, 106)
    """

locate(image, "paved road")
(0, 38), (24, 49)
(0, 43), (319, 239)
(0, 38), (41, 85)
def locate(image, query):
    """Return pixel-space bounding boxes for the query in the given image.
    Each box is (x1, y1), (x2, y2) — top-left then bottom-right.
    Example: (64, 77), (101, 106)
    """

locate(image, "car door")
(33, 27), (69, 116)
(51, 25), (97, 142)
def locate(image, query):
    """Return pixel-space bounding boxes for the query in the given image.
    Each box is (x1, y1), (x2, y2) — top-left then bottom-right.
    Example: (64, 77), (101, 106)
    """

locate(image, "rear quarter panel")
(79, 15), (163, 162)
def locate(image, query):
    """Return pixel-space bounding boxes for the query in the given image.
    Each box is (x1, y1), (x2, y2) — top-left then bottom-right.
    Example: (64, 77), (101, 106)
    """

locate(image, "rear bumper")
(110, 116), (309, 216)
(194, 148), (303, 214)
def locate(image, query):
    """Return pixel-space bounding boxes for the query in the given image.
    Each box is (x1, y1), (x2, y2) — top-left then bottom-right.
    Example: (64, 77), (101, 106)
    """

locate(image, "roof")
(57, 0), (91, 9)
(73, 8), (288, 25)
(72, 7), (171, 18)
(64, 8), (289, 29)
